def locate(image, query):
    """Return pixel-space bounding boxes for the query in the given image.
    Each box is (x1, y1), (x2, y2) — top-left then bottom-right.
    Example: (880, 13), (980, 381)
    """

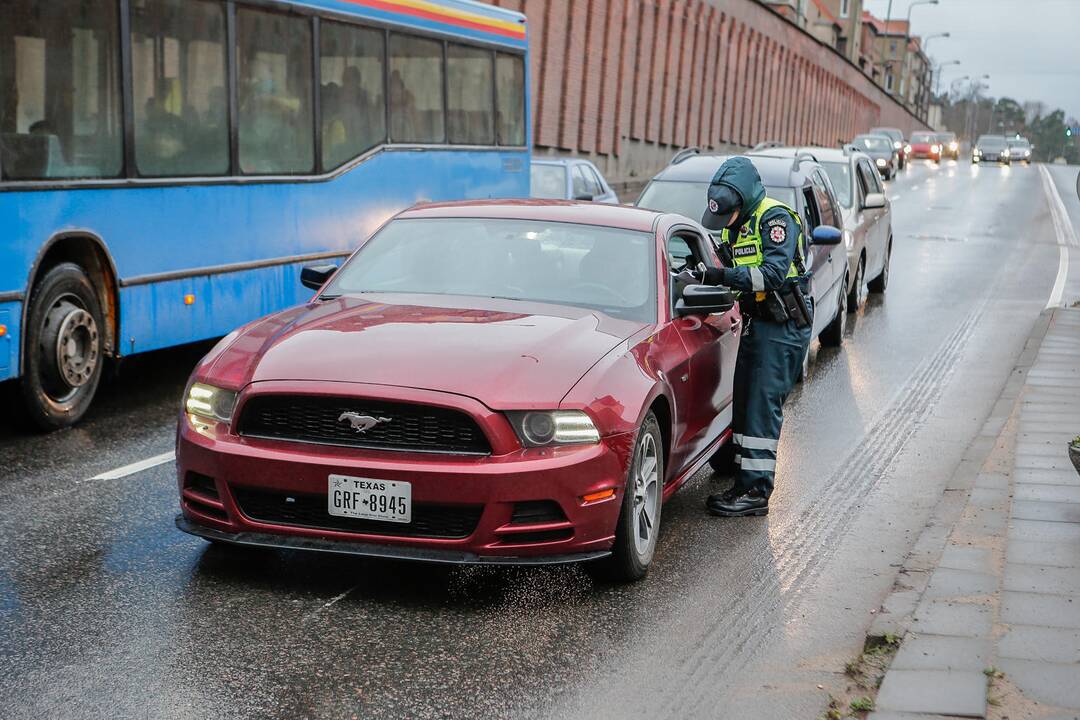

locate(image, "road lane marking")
(304, 585), (358, 622)
(90, 451), (175, 480)
(1039, 164), (1078, 309)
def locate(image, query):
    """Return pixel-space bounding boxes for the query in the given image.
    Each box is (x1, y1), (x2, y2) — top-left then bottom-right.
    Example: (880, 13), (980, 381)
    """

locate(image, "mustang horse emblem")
(337, 412), (392, 433)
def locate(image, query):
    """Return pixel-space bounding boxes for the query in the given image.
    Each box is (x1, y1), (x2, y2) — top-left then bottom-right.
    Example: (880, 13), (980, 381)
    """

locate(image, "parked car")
(1007, 137), (1033, 165)
(937, 132), (960, 160)
(870, 127), (910, 170)
(850, 133), (898, 180)
(973, 135), (1011, 165)
(176, 200), (741, 581)
(530, 158), (619, 203)
(754, 146), (893, 313)
(635, 149), (850, 351)
(908, 131), (942, 163)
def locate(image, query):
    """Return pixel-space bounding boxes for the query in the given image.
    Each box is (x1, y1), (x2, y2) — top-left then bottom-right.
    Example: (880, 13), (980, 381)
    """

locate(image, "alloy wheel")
(632, 431), (660, 559)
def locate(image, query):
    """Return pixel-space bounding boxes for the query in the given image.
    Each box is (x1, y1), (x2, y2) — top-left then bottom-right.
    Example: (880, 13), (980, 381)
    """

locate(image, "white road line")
(1039, 164), (1078, 309)
(304, 585), (358, 621)
(90, 450), (175, 480)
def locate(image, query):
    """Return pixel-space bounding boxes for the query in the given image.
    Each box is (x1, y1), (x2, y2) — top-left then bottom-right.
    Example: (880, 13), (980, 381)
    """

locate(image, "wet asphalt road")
(2, 162), (1079, 720)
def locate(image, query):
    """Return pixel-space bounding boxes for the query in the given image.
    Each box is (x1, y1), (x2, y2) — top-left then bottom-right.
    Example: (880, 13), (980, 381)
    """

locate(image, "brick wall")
(491, 0), (929, 193)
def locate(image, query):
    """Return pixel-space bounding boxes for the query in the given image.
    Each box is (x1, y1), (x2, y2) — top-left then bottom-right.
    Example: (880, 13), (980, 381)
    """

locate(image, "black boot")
(705, 488), (768, 517)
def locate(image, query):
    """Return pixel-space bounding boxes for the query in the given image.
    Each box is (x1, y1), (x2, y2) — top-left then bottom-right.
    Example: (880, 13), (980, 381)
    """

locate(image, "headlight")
(507, 410), (600, 447)
(904, 144), (912, 154)
(1003, 148), (1010, 157)
(185, 382), (238, 423)
(1025, 149), (1031, 157)
(931, 144), (940, 153)
(875, 157), (887, 167)
(973, 147), (981, 155)
(893, 141), (902, 150)
(949, 142), (959, 151)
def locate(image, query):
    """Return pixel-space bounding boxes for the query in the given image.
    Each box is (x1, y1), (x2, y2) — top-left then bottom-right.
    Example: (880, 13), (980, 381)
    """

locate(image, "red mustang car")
(175, 201), (739, 580)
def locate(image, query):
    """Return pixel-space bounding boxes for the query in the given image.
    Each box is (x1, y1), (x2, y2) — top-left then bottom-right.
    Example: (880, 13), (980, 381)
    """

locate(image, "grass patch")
(850, 696), (875, 713)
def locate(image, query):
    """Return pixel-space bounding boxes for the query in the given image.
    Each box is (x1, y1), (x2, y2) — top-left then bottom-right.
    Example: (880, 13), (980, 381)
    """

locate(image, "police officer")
(695, 157), (812, 516)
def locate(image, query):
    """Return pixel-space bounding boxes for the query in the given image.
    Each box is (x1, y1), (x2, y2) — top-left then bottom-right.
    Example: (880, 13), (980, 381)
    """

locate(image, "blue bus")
(0, 0), (529, 429)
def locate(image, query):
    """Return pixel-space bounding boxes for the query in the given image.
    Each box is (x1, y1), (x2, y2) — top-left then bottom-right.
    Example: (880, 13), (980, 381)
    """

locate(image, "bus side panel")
(0, 304), (17, 380)
(116, 148), (528, 354)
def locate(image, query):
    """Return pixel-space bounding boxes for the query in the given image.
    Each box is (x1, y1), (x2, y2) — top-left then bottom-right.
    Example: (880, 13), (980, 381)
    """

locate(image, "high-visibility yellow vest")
(719, 197), (805, 299)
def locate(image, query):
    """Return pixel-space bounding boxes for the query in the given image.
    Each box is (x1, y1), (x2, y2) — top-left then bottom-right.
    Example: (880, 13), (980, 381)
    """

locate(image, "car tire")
(820, 273), (848, 347)
(599, 411), (664, 582)
(20, 262), (106, 431)
(847, 256), (866, 313)
(868, 239), (891, 294)
(708, 439), (737, 474)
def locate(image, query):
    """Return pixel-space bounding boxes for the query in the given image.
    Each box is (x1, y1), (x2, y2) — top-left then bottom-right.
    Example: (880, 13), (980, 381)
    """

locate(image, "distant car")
(754, 146), (893, 314)
(635, 149), (850, 352)
(1007, 137), (1033, 165)
(937, 132), (960, 160)
(973, 135), (1011, 165)
(176, 200), (742, 581)
(851, 134), (899, 180)
(530, 158), (619, 203)
(909, 132), (942, 163)
(870, 127), (910, 170)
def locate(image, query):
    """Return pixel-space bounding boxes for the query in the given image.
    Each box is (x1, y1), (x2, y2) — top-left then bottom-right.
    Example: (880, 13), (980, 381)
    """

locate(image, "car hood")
(207, 294), (649, 409)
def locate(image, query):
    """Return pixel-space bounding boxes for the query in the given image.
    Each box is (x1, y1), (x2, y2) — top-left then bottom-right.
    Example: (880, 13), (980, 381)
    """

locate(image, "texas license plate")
(327, 474), (411, 523)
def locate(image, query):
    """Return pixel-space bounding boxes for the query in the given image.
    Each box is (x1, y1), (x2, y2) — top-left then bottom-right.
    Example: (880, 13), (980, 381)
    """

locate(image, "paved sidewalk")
(868, 308), (1080, 720)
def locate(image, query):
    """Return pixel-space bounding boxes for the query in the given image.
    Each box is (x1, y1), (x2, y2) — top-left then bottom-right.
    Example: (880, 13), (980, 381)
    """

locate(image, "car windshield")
(911, 133), (935, 143)
(821, 162), (853, 208)
(1008, 139), (1030, 149)
(871, 128), (901, 143)
(978, 136), (1006, 149)
(325, 218), (657, 322)
(938, 134), (956, 142)
(854, 135), (892, 152)
(636, 180), (797, 220)
(530, 164), (567, 200)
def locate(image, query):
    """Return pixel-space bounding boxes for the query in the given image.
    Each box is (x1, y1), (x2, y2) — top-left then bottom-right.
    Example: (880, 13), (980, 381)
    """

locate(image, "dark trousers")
(730, 316), (812, 496)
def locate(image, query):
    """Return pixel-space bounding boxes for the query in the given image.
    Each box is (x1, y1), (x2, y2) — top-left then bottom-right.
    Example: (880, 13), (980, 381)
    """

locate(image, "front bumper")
(176, 387), (632, 563)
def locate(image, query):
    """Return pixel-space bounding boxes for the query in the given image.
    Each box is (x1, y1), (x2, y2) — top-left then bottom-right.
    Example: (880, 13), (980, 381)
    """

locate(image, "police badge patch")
(708, 199), (719, 213)
(770, 225), (786, 244)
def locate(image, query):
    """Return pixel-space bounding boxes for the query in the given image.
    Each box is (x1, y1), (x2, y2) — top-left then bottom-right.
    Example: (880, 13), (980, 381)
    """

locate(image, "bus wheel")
(21, 263), (105, 430)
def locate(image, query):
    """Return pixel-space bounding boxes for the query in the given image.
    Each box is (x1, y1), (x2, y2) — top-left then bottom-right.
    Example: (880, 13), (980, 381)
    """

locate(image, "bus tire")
(20, 263), (105, 431)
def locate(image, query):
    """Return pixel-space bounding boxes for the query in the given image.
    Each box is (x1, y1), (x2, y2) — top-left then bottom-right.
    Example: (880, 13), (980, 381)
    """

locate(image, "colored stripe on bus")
(341, 0), (526, 39)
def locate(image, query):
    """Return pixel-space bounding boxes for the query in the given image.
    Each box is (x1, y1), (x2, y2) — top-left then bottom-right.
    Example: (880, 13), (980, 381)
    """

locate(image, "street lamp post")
(901, 0), (939, 106)
(934, 60), (961, 97)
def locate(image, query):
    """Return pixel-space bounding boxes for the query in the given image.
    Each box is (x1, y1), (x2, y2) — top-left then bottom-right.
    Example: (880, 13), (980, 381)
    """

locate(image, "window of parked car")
(571, 165), (592, 199)
(237, 8), (314, 174)
(530, 163), (566, 199)
(325, 217), (658, 322)
(856, 160), (882, 198)
(821, 162), (853, 209)
(811, 171), (839, 228)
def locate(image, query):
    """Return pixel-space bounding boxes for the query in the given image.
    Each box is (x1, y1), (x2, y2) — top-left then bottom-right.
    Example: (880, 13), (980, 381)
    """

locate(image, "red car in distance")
(908, 132), (942, 163)
(175, 201), (740, 581)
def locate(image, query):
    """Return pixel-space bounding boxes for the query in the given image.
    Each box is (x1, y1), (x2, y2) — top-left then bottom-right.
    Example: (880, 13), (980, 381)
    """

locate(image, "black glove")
(673, 262), (706, 287)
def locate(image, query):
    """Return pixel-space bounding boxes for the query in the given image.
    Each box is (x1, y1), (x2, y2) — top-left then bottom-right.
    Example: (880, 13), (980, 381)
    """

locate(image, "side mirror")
(811, 225), (843, 245)
(573, 192), (594, 201)
(862, 192), (886, 209)
(675, 284), (736, 317)
(301, 263), (338, 291)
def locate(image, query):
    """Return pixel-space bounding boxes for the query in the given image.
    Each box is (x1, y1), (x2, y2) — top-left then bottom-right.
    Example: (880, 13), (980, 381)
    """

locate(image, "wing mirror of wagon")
(301, 263), (338, 291)
(811, 225), (843, 245)
(862, 192), (886, 210)
(676, 284), (737, 317)
(573, 192), (594, 201)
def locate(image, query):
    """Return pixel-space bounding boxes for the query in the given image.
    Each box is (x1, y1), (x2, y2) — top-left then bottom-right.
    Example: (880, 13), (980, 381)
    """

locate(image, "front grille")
(237, 395), (491, 455)
(233, 487), (483, 539)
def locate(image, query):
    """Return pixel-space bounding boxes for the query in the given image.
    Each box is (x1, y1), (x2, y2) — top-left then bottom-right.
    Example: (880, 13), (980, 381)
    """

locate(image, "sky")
(863, 0), (1080, 121)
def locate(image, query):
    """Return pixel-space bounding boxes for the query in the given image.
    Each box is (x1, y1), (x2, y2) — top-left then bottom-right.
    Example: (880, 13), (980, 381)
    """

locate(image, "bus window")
(389, 33), (444, 144)
(495, 52), (525, 146)
(1, 0), (123, 180)
(131, 0), (228, 177)
(320, 21), (386, 170)
(237, 8), (314, 174)
(447, 44), (493, 145)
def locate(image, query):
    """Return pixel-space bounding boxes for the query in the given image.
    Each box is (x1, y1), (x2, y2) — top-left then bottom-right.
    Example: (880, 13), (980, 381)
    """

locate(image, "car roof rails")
(670, 147), (701, 164)
(751, 140), (784, 152)
(790, 151), (818, 172)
